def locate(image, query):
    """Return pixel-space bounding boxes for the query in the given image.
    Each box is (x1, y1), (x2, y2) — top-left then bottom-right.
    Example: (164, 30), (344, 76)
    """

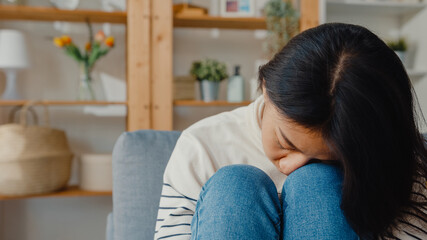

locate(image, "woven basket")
(0, 101), (73, 196)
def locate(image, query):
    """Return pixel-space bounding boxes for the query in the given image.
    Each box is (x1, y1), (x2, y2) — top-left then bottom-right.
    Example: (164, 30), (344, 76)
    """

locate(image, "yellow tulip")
(60, 35), (72, 45)
(105, 36), (115, 48)
(53, 37), (64, 48)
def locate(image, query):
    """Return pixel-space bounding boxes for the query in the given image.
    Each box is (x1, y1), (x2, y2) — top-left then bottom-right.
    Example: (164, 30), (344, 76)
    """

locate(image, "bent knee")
(210, 164), (272, 186)
(283, 163), (344, 197)
(203, 164), (276, 196)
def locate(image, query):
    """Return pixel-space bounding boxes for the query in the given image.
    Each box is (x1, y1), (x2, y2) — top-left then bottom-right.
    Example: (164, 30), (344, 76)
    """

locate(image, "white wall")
(1, 0), (427, 239)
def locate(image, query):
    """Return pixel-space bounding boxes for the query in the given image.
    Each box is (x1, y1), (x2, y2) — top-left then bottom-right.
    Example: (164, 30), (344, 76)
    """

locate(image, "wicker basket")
(0, 101), (73, 196)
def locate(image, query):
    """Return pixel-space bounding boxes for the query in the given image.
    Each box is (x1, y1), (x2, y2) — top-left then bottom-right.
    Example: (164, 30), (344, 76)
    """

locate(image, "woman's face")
(261, 90), (336, 175)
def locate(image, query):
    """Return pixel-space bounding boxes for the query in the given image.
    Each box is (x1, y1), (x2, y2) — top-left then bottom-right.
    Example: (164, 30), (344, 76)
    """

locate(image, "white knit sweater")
(154, 96), (287, 240)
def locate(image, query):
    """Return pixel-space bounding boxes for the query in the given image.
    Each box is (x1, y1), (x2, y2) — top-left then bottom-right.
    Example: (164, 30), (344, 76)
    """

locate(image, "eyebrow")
(278, 127), (301, 152)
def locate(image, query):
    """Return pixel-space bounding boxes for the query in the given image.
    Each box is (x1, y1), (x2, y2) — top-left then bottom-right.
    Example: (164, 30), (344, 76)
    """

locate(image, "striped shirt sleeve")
(154, 183), (197, 240)
(154, 132), (215, 240)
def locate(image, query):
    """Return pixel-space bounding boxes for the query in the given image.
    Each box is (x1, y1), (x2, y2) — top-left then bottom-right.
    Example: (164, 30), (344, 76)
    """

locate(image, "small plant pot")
(200, 80), (219, 102)
(394, 51), (406, 65)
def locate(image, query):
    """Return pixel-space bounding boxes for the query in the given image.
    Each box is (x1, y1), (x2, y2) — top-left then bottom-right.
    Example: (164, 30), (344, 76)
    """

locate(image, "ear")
(262, 82), (266, 95)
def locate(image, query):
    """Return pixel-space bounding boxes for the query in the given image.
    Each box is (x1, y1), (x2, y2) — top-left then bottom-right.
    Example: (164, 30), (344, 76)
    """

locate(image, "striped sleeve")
(154, 131), (216, 240)
(154, 183), (197, 240)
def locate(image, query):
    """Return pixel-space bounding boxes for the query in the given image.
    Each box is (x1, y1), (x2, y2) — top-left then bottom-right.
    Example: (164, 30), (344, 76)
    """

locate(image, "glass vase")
(78, 65), (96, 101)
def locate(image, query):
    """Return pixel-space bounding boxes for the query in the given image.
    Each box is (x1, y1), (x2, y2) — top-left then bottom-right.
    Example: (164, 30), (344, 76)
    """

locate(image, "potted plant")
(387, 38), (407, 65)
(263, 0), (300, 59)
(190, 59), (228, 102)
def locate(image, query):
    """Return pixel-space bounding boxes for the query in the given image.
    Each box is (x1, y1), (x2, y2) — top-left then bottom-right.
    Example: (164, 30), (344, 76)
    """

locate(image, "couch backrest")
(111, 130), (181, 240)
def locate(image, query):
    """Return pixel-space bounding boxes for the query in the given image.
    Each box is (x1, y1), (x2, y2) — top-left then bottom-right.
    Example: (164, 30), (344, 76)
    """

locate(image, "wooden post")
(300, 0), (319, 32)
(127, 0), (152, 131)
(151, 0), (173, 130)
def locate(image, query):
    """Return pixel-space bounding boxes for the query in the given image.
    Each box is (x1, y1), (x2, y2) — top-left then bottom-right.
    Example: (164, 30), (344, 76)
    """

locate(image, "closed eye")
(276, 139), (295, 151)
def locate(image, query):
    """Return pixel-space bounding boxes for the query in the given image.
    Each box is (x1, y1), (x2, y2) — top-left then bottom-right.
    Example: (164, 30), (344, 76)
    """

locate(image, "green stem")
(86, 18), (94, 45)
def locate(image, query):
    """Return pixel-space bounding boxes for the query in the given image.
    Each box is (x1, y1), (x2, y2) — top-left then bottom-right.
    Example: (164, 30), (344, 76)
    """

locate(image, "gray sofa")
(106, 130), (181, 240)
(105, 130), (427, 240)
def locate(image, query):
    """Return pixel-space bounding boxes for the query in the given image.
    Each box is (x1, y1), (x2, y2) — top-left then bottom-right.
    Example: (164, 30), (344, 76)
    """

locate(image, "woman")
(154, 23), (427, 240)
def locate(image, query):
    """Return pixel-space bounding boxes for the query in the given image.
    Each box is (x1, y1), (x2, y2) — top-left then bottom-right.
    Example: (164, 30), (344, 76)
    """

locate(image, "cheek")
(261, 127), (280, 160)
(261, 115), (282, 160)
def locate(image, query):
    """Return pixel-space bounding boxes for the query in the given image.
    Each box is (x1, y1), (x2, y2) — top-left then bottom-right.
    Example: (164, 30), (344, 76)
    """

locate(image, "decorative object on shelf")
(0, 101), (73, 196)
(220, 0), (255, 17)
(190, 59), (228, 102)
(387, 38), (408, 65)
(263, 0), (299, 58)
(249, 59), (268, 101)
(174, 75), (195, 100)
(0, 30), (30, 100)
(50, 0), (80, 10)
(83, 72), (127, 117)
(210, 0), (220, 16)
(173, 2), (208, 17)
(0, 0), (26, 5)
(79, 153), (112, 191)
(53, 22), (115, 101)
(227, 65), (245, 102)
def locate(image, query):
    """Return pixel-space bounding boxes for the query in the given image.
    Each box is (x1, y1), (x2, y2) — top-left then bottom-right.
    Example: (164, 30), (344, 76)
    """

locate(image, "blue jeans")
(190, 163), (359, 240)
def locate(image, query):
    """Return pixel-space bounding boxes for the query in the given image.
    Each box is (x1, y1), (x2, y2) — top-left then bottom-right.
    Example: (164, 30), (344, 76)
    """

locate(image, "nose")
(278, 152), (311, 175)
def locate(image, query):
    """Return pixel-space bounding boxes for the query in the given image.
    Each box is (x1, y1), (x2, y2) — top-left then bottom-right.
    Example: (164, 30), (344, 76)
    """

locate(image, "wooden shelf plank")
(407, 68), (427, 82)
(0, 101), (127, 106)
(0, 5), (126, 24)
(174, 100), (252, 106)
(0, 6), (268, 29)
(174, 15), (266, 29)
(0, 186), (111, 200)
(407, 68), (427, 78)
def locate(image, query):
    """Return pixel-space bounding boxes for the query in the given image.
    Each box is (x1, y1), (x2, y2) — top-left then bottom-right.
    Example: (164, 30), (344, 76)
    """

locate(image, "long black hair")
(259, 23), (427, 239)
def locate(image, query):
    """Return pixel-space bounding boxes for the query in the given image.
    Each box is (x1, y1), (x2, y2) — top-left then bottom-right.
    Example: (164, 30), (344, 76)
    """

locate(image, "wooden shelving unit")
(174, 100), (252, 107)
(0, 186), (111, 200)
(174, 15), (266, 29)
(0, 5), (126, 23)
(0, 101), (127, 106)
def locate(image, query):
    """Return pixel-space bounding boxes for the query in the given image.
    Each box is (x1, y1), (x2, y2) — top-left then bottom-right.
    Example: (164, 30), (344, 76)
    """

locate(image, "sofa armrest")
(111, 130), (181, 240)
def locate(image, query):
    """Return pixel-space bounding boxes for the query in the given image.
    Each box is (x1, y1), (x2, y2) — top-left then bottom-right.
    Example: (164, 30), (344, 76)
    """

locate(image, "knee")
(202, 164), (277, 199)
(283, 163), (343, 198)
(207, 164), (273, 188)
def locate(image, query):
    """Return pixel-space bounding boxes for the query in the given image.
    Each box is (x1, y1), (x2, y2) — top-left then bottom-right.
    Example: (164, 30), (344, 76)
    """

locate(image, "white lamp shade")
(0, 30), (30, 70)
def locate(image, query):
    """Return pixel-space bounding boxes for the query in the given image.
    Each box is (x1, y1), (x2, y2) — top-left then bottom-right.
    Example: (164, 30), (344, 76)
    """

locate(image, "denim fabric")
(191, 164), (359, 240)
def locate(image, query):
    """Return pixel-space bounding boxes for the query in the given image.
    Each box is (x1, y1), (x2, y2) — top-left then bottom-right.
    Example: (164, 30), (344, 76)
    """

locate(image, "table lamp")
(0, 30), (30, 100)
